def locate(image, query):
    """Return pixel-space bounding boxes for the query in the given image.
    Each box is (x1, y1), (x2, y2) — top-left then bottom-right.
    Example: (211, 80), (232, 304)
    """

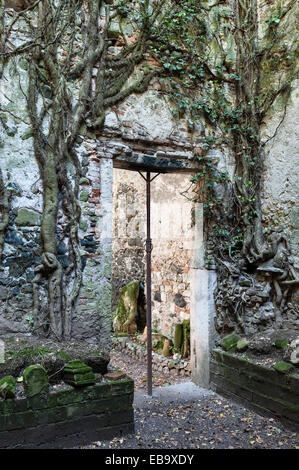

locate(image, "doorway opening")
(111, 167), (196, 389)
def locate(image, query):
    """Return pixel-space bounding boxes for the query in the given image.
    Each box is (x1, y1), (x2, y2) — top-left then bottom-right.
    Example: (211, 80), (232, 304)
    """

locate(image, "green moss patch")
(273, 361), (294, 373)
(64, 359), (95, 387)
(0, 376), (15, 399)
(23, 365), (49, 398)
(221, 332), (239, 351)
(15, 208), (41, 226)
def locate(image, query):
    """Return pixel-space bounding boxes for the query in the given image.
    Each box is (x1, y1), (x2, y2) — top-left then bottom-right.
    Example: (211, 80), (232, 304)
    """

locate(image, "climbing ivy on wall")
(155, 0), (299, 332)
(0, 0), (298, 339)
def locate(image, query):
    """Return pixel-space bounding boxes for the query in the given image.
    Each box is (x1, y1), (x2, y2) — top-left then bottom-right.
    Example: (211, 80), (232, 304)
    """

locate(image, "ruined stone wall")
(0, 1), (298, 345)
(0, 48), (201, 343)
(259, 83), (299, 330)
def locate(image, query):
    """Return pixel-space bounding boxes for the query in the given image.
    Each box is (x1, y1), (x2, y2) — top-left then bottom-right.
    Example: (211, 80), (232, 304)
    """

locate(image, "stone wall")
(112, 169), (194, 340)
(210, 349), (299, 430)
(0, 2), (298, 350)
(261, 82), (299, 311)
(0, 376), (134, 448)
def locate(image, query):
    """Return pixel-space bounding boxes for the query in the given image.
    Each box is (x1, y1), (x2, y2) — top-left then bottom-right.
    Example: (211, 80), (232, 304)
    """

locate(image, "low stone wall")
(0, 376), (134, 448)
(210, 349), (299, 430)
(112, 336), (191, 377)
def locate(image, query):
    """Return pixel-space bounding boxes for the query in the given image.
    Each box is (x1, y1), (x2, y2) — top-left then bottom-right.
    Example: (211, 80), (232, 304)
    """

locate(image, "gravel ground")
(76, 349), (298, 450)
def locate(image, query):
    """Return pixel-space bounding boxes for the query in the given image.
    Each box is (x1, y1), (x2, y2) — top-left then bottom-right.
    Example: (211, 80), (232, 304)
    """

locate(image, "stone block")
(220, 332), (239, 351)
(23, 365), (49, 398)
(0, 376), (15, 399)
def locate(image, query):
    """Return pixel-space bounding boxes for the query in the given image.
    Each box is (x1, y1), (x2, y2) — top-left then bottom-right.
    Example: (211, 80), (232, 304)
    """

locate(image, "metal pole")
(146, 171), (152, 396)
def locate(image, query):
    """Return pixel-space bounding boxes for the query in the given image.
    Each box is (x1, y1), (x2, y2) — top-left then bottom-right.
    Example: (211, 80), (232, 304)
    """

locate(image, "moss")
(174, 323), (183, 350)
(79, 190), (89, 202)
(112, 281), (139, 334)
(221, 332), (239, 351)
(21, 129), (33, 140)
(275, 339), (288, 350)
(273, 361), (294, 373)
(79, 220), (88, 232)
(56, 350), (71, 362)
(23, 365), (49, 398)
(0, 376), (15, 399)
(182, 319), (190, 358)
(79, 177), (90, 185)
(237, 338), (249, 351)
(64, 360), (95, 387)
(15, 208), (41, 226)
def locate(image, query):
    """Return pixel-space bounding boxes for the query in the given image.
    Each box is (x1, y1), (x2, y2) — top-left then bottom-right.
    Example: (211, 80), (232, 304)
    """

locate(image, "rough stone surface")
(0, 376), (134, 448)
(0, 376), (15, 399)
(23, 365), (49, 398)
(63, 360), (96, 387)
(221, 333), (239, 351)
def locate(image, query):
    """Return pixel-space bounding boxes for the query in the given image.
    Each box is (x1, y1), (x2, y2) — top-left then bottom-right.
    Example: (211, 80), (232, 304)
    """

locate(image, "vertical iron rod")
(146, 171), (152, 396)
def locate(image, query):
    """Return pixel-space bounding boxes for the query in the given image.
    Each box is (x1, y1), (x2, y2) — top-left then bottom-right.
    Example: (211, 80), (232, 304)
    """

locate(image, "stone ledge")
(112, 336), (191, 376)
(210, 349), (299, 430)
(0, 376), (134, 448)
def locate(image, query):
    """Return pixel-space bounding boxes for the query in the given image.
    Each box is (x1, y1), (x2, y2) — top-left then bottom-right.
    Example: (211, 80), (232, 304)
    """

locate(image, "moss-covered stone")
(221, 332), (239, 351)
(112, 281), (139, 334)
(237, 338), (249, 351)
(273, 361), (294, 373)
(0, 376), (15, 399)
(182, 319), (190, 358)
(23, 365), (49, 398)
(79, 220), (88, 232)
(21, 129), (33, 140)
(275, 339), (288, 350)
(15, 208), (41, 226)
(79, 190), (89, 202)
(63, 359), (95, 387)
(79, 177), (90, 185)
(174, 323), (183, 350)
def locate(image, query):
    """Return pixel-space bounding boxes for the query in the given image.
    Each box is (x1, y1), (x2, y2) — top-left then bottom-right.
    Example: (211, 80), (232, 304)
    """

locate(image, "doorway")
(110, 164), (216, 390)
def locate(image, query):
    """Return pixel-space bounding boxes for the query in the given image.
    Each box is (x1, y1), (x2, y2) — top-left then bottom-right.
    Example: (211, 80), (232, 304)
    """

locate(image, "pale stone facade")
(0, 1), (298, 387)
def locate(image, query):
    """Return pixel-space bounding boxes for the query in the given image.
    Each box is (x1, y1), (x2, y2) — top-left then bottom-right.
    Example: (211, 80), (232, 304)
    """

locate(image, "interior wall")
(112, 168), (195, 340)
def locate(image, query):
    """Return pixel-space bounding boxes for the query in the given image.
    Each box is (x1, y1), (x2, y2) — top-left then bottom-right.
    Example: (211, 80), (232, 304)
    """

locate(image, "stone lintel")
(113, 153), (198, 174)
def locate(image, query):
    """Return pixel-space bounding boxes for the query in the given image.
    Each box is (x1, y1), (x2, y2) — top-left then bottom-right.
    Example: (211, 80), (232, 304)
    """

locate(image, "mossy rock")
(15, 208), (41, 226)
(182, 319), (190, 358)
(21, 129), (33, 140)
(174, 323), (183, 350)
(79, 177), (90, 185)
(79, 190), (89, 202)
(23, 364), (49, 397)
(162, 338), (172, 357)
(112, 281), (139, 334)
(63, 359), (95, 387)
(0, 375), (15, 399)
(79, 220), (88, 232)
(273, 361), (294, 373)
(221, 332), (239, 351)
(275, 339), (288, 350)
(237, 338), (249, 351)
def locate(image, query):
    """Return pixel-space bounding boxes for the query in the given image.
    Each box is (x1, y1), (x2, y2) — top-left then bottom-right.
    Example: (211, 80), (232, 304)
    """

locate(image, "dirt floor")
(75, 348), (299, 450)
